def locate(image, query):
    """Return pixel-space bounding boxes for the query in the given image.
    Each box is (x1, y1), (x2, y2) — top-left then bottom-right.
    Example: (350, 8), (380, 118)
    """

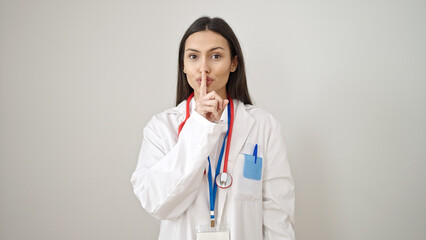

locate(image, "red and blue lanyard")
(177, 92), (235, 226)
(207, 101), (231, 224)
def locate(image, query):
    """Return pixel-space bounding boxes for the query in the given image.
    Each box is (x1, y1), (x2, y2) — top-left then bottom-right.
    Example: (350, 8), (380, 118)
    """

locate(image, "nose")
(199, 57), (210, 74)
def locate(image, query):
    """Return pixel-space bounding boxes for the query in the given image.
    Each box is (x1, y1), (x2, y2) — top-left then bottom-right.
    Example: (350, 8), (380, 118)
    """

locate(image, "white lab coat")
(131, 98), (295, 240)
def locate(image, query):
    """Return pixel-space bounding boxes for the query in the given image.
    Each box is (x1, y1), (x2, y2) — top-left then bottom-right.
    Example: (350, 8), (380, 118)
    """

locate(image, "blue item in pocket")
(243, 154), (263, 180)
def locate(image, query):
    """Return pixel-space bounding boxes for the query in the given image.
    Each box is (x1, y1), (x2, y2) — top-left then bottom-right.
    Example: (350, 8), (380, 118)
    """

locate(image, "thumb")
(223, 99), (229, 110)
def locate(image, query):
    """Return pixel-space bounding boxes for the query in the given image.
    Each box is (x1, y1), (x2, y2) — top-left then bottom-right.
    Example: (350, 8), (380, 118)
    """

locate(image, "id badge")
(196, 224), (230, 240)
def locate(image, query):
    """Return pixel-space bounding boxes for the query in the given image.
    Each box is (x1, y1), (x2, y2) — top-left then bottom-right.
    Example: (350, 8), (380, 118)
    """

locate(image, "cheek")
(185, 72), (197, 89)
(215, 64), (232, 81)
(186, 72), (197, 84)
(184, 64), (196, 78)
(216, 61), (232, 73)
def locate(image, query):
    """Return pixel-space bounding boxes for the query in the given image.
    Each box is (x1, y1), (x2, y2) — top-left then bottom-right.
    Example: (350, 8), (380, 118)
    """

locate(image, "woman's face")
(183, 30), (238, 100)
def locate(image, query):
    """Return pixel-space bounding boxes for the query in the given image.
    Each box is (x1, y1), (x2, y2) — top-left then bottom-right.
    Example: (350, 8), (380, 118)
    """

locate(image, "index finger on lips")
(200, 71), (207, 97)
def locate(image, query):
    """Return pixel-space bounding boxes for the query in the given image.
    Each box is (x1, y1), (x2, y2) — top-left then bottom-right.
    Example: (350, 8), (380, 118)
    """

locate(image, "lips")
(196, 76), (214, 85)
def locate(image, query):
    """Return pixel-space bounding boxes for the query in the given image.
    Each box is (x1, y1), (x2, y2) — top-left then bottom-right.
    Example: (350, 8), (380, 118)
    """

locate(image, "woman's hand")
(195, 71), (229, 123)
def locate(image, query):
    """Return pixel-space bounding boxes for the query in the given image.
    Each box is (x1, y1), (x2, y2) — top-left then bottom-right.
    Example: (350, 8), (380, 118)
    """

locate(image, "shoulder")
(144, 101), (186, 133)
(239, 101), (281, 129)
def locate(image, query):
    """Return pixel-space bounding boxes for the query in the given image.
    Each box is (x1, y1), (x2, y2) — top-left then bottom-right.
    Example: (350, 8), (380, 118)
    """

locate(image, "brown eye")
(188, 54), (197, 60)
(211, 54), (221, 60)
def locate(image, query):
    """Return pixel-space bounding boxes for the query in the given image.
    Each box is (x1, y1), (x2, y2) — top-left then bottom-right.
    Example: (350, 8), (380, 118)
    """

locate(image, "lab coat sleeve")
(262, 121), (295, 240)
(131, 111), (226, 220)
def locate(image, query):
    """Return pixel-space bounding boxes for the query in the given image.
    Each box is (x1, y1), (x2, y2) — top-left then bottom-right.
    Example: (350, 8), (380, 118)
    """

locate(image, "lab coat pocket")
(233, 154), (263, 201)
(243, 154), (263, 180)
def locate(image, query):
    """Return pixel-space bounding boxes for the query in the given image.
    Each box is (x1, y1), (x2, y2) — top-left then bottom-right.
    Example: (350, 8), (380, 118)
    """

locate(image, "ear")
(230, 56), (238, 72)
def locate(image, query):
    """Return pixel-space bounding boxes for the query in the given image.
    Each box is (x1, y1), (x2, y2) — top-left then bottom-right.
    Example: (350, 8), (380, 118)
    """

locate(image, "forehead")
(185, 30), (229, 51)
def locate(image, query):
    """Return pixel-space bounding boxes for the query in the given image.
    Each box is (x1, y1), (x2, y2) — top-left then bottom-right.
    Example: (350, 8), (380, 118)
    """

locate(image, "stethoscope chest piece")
(215, 172), (233, 189)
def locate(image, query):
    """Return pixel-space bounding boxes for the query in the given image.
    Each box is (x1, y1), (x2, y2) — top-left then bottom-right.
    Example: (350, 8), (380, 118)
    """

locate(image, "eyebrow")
(185, 46), (225, 52)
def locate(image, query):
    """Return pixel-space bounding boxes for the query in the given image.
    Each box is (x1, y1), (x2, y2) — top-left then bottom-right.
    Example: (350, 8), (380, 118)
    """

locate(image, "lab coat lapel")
(228, 99), (255, 172)
(217, 99), (255, 225)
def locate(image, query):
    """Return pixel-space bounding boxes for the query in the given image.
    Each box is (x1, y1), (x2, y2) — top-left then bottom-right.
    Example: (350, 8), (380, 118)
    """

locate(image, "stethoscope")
(177, 92), (234, 227)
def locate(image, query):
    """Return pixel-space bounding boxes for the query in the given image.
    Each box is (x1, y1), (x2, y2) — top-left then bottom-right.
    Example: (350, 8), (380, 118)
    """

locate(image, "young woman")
(131, 17), (295, 240)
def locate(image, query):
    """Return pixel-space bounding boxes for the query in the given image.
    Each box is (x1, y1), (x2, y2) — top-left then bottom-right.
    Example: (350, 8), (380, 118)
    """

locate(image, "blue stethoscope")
(177, 92), (235, 227)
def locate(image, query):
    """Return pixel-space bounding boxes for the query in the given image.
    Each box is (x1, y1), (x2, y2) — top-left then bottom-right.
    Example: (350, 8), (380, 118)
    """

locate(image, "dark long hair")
(175, 17), (252, 106)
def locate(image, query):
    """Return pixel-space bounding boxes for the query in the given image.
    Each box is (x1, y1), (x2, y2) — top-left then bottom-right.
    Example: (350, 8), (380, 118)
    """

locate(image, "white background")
(1, 0), (425, 239)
